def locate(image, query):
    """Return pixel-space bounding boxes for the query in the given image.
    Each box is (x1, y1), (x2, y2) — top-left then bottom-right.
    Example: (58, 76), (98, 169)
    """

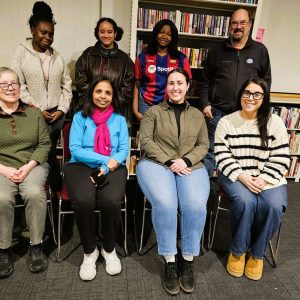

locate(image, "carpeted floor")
(1, 182), (299, 300)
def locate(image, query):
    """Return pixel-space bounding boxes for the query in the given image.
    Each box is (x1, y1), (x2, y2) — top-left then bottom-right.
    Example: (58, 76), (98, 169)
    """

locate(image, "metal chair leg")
(208, 195), (221, 250)
(268, 221), (283, 268)
(56, 198), (62, 261)
(123, 196), (128, 256)
(47, 200), (57, 244)
(138, 197), (147, 254)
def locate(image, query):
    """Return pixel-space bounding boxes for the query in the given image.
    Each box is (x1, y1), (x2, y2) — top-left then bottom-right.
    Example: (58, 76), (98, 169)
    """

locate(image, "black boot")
(28, 243), (48, 273)
(162, 261), (180, 295)
(0, 248), (14, 279)
(179, 256), (194, 293)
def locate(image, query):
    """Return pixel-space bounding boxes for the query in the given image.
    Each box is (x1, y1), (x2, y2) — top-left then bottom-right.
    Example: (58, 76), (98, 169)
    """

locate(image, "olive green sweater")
(0, 102), (51, 169)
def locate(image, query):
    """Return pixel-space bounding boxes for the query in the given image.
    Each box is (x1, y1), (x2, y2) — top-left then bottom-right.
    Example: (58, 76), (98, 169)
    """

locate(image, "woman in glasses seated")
(137, 68), (209, 295)
(0, 67), (51, 279)
(215, 77), (290, 281)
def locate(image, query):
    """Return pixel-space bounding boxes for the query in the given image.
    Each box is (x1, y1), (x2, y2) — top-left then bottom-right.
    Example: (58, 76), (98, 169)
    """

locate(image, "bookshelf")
(130, 0), (263, 101)
(271, 93), (300, 182)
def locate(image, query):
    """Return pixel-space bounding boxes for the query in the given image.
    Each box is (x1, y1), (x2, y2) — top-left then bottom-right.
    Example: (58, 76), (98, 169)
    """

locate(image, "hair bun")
(32, 1), (53, 19)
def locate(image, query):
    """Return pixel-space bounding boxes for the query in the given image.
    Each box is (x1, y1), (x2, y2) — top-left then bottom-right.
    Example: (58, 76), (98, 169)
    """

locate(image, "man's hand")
(0, 165), (18, 180)
(50, 111), (64, 123)
(133, 110), (143, 122)
(203, 105), (213, 120)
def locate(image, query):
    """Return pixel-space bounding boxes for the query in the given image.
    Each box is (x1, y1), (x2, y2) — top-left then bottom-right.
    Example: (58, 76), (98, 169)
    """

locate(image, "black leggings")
(64, 163), (127, 254)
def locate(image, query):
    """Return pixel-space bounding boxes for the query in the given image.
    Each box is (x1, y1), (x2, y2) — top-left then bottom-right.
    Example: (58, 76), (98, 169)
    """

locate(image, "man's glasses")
(0, 82), (20, 91)
(242, 90), (264, 101)
(230, 20), (249, 28)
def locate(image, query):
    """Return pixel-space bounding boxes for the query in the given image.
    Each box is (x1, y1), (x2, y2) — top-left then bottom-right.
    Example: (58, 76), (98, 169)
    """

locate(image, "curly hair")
(28, 1), (56, 28)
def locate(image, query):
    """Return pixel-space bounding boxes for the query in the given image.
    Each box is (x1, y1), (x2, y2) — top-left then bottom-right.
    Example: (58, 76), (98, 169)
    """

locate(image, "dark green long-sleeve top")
(0, 101), (51, 169)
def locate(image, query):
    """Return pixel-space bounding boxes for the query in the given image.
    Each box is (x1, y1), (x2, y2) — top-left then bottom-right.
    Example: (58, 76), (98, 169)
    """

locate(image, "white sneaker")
(101, 248), (122, 275)
(79, 248), (99, 281)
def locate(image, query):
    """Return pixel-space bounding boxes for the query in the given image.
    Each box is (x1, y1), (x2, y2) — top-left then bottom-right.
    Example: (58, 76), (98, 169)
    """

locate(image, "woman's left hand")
(107, 158), (119, 172)
(10, 161), (37, 183)
(50, 111), (64, 123)
(170, 159), (191, 176)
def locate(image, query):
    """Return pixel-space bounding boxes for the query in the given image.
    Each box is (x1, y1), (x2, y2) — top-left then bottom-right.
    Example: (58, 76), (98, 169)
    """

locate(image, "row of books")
(179, 13), (230, 36)
(272, 106), (300, 129)
(288, 132), (300, 155)
(136, 41), (209, 69)
(287, 157), (299, 178)
(178, 47), (209, 68)
(137, 8), (230, 37)
(223, 0), (258, 3)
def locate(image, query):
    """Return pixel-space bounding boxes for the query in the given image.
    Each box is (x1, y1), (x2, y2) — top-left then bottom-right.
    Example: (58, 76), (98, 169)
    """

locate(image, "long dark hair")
(28, 1), (56, 28)
(94, 17), (124, 42)
(146, 19), (180, 59)
(81, 76), (120, 117)
(237, 77), (271, 147)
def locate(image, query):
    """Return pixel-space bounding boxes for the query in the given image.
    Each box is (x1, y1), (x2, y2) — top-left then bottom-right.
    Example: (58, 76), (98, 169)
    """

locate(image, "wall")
(257, 0), (299, 93)
(101, 0), (132, 54)
(0, 0), (101, 81)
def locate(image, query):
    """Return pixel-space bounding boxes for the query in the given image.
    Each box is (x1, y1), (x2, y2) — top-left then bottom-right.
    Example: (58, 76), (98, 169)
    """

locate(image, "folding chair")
(208, 185), (285, 267)
(14, 183), (57, 244)
(137, 196), (205, 256)
(56, 123), (129, 261)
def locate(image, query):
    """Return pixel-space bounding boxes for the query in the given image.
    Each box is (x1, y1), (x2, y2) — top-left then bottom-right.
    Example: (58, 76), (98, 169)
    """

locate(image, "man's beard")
(231, 29), (244, 42)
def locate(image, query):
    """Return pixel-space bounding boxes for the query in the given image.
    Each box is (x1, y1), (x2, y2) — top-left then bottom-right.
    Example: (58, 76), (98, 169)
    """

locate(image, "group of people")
(0, 1), (289, 297)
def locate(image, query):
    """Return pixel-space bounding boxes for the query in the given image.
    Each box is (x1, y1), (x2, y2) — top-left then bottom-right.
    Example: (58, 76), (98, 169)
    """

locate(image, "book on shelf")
(288, 131), (300, 155)
(178, 47), (209, 68)
(271, 106), (300, 129)
(137, 8), (230, 37)
(288, 157), (299, 178)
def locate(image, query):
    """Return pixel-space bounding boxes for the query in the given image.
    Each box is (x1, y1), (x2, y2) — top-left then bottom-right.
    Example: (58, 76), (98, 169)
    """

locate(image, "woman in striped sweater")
(215, 77), (290, 281)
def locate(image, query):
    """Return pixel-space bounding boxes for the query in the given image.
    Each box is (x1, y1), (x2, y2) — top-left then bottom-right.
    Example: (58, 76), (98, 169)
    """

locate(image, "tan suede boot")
(245, 256), (263, 281)
(226, 252), (246, 278)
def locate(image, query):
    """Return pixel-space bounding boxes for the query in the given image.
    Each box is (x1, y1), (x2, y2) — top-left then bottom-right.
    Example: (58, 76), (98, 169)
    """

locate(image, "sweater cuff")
(164, 159), (173, 167)
(182, 157), (192, 167)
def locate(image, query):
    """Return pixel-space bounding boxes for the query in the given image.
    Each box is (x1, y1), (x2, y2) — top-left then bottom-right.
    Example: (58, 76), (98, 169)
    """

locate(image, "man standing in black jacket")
(198, 8), (271, 176)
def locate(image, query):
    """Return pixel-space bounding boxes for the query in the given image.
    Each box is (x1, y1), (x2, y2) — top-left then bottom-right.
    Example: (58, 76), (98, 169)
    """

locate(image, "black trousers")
(64, 163), (127, 254)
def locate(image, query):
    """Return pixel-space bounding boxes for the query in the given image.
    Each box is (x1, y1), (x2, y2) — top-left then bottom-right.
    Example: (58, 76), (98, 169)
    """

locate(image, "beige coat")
(140, 100), (209, 170)
(11, 40), (72, 114)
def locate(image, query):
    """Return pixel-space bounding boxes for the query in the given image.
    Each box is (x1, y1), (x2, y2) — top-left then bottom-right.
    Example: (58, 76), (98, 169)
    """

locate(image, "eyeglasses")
(242, 90), (264, 101)
(0, 82), (20, 91)
(230, 20), (249, 28)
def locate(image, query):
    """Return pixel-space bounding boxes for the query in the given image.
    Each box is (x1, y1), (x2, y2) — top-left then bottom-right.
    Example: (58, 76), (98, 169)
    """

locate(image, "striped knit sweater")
(215, 111), (290, 189)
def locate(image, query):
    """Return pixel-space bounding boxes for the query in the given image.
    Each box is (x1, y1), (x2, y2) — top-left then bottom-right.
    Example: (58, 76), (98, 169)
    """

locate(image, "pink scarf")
(92, 105), (114, 156)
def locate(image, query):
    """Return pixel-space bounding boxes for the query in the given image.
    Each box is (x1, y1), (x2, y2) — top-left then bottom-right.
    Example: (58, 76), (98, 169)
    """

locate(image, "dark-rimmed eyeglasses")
(230, 20), (249, 28)
(242, 90), (264, 101)
(0, 82), (20, 91)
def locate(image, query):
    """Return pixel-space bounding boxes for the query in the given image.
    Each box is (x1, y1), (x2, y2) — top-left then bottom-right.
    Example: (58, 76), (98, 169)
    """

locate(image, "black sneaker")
(162, 262), (180, 295)
(28, 244), (48, 273)
(179, 257), (194, 293)
(0, 248), (14, 279)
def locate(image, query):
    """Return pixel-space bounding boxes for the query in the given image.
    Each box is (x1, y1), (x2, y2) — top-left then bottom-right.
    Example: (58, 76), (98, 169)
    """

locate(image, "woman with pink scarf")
(64, 77), (129, 281)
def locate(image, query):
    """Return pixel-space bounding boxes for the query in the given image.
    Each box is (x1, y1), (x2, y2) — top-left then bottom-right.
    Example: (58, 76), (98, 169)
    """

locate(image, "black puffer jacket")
(198, 37), (271, 114)
(75, 41), (134, 116)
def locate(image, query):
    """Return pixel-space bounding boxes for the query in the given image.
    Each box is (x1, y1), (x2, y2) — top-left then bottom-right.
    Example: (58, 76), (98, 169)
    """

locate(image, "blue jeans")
(138, 93), (151, 115)
(204, 107), (226, 177)
(218, 172), (287, 258)
(137, 159), (210, 256)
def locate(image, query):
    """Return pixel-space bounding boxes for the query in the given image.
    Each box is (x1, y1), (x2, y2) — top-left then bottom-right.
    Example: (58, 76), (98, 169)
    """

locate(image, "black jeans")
(47, 115), (64, 192)
(64, 163), (127, 254)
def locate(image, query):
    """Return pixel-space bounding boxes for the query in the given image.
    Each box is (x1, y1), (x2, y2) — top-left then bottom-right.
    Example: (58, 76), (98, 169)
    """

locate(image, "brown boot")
(226, 252), (246, 278)
(245, 256), (263, 281)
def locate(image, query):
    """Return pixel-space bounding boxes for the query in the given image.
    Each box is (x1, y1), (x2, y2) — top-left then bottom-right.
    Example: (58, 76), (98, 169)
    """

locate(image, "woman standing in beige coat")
(11, 1), (72, 195)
